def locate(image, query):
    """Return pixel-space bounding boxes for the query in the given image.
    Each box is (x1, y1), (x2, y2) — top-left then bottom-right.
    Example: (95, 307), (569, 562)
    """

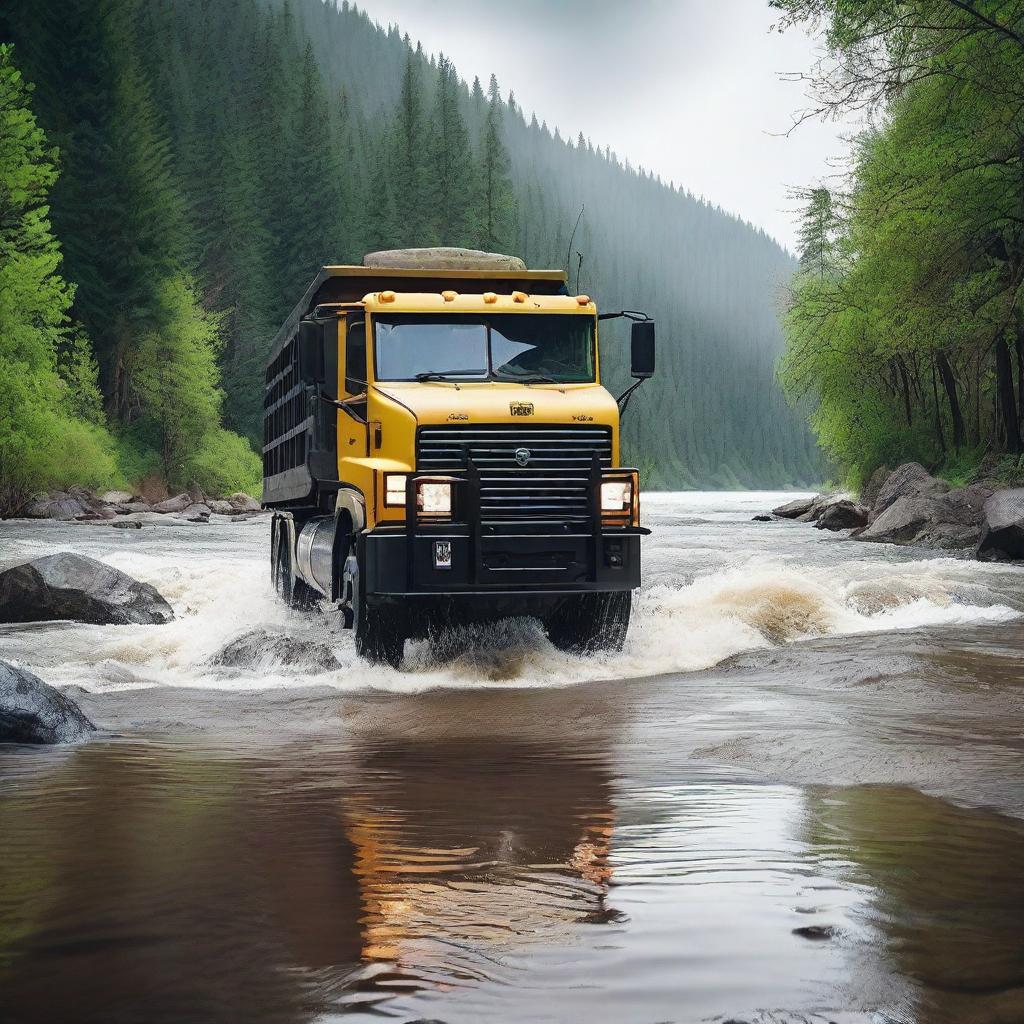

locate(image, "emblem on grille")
(510, 401), (534, 417)
(514, 447), (532, 467)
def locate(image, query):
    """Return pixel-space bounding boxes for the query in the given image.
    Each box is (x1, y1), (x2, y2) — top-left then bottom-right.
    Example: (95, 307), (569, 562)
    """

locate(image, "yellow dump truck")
(264, 248), (655, 665)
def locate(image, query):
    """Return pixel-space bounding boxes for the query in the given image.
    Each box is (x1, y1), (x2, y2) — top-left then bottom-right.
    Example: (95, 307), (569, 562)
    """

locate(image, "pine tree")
(477, 74), (514, 252)
(390, 52), (430, 245)
(427, 55), (475, 246)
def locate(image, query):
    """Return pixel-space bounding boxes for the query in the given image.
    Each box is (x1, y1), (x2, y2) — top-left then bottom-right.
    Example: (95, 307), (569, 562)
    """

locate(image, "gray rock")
(857, 496), (944, 545)
(859, 464), (891, 509)
(210, 629), (339, 672)
(227, 492), (261, 513)
(0, 660), (95, 744)
(100, 490), (135, 505)
(120, 501), (152, 513)
(111, 520), (143, 530)
(872, 462), (948, 517)
(976, 489), (1024, 561)
(207, 499), (234, 514)
(751, 514), (773, 522)
(857, 493), (982, 549)
(771, 496), (814, 519)
(177, 502), (211, 522)
(151, 493), (192, 514)
(0, 553), (174, 625)
(814, 500), (869, 531)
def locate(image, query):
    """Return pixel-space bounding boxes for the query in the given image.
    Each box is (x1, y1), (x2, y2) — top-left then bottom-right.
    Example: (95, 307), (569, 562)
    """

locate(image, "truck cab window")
(373, 314), (595, 383)
(345, 318), (367, 395)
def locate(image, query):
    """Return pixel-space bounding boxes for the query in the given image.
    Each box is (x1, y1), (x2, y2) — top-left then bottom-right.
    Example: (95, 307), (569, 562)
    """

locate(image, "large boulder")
(857, 488), (986, 549)
(814, 499), (869, 531)
(0, 553), (174, 625)
(976, 489), (1024, 561)
(227, 492), (261, 513)
(772, 496), (815, 519)
(177, 502), (211, 523)
(858, 496), (944, 545)
(872, 462), (949, 517)
(859, 465), (891, 509)
(210, 629), (340, 672)
(151, 493), (192, 514)
(0, 660), (94, 744)
(99, 490), (135, 505)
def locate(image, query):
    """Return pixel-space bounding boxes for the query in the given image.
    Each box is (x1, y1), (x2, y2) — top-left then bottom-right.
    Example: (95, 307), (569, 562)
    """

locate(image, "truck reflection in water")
(0, 737), (619, 1023)
(338, 742), (618, 985)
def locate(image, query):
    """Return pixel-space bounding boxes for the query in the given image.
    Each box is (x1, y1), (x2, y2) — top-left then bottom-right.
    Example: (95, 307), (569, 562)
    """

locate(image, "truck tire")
(544, 591), (632, 655)
(273, 530), (318, 611)
(347, 544), (406, 668)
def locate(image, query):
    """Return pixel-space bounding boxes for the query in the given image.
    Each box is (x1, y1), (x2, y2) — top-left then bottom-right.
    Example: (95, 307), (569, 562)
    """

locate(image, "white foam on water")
(4, 494), (1022, 694)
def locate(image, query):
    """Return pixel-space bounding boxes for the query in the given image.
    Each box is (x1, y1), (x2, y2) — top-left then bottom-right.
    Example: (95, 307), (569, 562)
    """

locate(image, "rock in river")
(976, 488), (1024, 561)
(0, 552), (174, 625)
(211, 629), (341, 672)
(0, 660), (94, 744)
(815, 500), (869, 531)
(772, 496), (815, 519)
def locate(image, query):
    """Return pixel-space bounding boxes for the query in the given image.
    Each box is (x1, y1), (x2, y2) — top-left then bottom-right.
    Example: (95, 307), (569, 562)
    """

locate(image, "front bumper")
(362, 523), (644, 597)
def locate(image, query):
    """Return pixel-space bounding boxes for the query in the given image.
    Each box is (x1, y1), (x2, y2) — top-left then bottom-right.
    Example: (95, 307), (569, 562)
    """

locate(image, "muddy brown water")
(2, 493), (1024, 1023)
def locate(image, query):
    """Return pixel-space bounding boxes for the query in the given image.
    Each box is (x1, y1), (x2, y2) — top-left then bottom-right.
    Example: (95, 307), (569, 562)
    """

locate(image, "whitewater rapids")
(1, 491), (1021, 694)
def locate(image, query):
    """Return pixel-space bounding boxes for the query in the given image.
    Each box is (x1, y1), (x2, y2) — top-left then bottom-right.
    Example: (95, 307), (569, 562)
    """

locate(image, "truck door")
(337, 314), (369, 470)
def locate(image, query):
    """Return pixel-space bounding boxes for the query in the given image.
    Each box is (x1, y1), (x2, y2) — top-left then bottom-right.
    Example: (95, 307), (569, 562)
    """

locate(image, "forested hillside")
(0, 0), (822, 511)
(775, 0), (1024, 490)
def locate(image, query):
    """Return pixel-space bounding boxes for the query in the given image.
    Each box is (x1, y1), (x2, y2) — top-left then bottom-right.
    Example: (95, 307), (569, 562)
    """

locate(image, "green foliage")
(0, 44), (117, 511)
(777, 1), (1024, 485)
(131, 275), (260, 493)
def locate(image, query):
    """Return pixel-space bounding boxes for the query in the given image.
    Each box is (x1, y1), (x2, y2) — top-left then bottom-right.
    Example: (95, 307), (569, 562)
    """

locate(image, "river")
(2, 492), (1024, 1023)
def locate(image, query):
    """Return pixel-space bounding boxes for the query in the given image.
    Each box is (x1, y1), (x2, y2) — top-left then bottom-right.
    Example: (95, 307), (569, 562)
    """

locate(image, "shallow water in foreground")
(2, 492), (1024, 1023)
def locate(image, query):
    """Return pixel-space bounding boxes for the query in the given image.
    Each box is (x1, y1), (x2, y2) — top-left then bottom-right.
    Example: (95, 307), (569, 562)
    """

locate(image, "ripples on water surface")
(2, 492), (1024, 1023)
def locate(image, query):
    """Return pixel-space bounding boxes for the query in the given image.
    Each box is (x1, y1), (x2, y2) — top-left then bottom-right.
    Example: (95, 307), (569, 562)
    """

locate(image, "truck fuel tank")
(295, 516), (336, 597)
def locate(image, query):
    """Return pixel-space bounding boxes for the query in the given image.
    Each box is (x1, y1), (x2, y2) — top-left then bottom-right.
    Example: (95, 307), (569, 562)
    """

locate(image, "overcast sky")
(356, 0), (857, 251)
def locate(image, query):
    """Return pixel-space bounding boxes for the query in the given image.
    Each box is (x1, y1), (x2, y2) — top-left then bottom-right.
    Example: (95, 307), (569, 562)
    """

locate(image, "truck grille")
(416, 424), (613, 522)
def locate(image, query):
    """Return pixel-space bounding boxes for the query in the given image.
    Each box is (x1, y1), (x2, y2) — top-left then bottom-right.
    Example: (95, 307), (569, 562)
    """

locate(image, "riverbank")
(772, 461), (1024, 560)
(6, 484), (263, 525)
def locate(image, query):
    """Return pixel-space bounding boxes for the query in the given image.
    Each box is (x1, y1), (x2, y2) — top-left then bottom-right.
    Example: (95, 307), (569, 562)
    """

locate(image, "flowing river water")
(2, 492), (1024, 1023)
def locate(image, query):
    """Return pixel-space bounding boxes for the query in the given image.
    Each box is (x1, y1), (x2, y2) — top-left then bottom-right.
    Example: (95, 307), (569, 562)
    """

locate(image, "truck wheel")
(545, 591), (632, 655)
(355, 601), (406, 668)
(348, 550), (405, 667)
(273, 531), (318, 611)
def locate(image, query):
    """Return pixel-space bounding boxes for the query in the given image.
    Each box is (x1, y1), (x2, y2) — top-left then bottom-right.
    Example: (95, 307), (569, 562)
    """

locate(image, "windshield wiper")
(414, 369), (486, 383)
(493, 368), (561, 385)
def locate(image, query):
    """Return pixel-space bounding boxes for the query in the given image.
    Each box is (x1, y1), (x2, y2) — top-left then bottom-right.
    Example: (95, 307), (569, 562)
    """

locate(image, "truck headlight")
(600, 480), (632, 512)
(384, 474), (407, 507)
(599, 471), (639, 526)
(416, 481), (452, 515)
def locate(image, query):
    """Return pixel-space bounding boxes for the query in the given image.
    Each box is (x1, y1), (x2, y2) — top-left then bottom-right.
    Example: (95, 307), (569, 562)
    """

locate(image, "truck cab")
(264, 249), (654, 666)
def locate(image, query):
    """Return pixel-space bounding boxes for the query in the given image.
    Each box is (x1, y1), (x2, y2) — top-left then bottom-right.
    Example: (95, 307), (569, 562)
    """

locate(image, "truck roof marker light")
(483, 292), (498, 304)
(512, 291), (527, 303)
(441, 290), (458, 302)
(379, 290), (396, 303)
(576, 295), (591, 305)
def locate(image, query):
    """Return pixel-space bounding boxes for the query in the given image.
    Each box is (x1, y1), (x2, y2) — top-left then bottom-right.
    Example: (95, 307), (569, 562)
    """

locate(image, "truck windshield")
(373, 314), (595, 383)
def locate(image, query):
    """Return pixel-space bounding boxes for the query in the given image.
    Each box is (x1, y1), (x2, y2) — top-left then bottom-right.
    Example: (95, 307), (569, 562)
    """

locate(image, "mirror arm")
(598, 309), (651, 322)
(319, 390), (368, 425)
(616, 378), (646, 417)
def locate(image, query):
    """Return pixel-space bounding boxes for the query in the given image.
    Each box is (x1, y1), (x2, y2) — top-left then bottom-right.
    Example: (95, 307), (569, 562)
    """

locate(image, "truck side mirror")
(630, 320), (656, 379)
(297, 320), (325, 384)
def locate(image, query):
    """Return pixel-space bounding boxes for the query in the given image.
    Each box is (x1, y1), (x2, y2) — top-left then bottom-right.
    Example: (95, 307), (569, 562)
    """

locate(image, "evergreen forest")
(0, 0), (824, 513)
(776, 0), (1024, 490)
